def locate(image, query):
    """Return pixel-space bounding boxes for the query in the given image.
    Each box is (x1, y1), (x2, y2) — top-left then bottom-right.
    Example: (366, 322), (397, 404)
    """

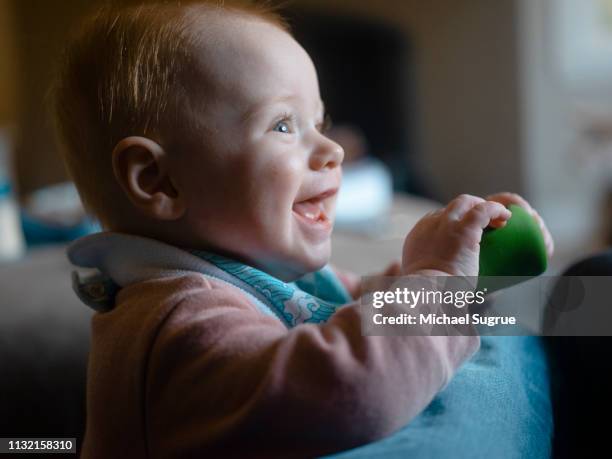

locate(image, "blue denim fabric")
(326, 336), (553, 459)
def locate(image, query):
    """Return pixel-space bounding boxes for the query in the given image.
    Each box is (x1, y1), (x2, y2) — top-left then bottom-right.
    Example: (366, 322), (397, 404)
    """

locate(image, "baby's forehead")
(187, 12), (297, 72)
(184, 13), (316, 107)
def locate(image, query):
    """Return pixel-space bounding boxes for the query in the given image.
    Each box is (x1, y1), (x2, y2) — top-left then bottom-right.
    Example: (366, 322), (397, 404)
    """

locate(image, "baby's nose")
(309, 135), (344, 170)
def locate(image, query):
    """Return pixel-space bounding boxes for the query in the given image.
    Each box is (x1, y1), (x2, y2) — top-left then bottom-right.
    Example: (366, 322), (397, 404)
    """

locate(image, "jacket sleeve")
(144, 276), (480, 458)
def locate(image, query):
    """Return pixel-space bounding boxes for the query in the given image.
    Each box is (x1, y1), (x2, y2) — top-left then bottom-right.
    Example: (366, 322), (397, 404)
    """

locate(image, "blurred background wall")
(1, 0), (612, 266)
(0, 0), (18, 127)
(7, 0), (90, 194)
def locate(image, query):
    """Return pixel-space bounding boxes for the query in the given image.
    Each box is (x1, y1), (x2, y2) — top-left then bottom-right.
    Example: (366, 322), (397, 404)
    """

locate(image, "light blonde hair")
(52, 0), (289, 228)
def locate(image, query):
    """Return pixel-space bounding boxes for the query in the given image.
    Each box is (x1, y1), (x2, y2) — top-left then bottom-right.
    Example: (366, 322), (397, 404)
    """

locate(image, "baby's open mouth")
(292, 188), (337, 224)
(293, 199), (328, 223)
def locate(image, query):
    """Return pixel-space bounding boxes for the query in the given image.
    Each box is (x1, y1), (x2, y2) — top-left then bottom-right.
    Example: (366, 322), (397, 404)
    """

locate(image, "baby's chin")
(269, 244), (332, 282)
(293, 246), (333, 278)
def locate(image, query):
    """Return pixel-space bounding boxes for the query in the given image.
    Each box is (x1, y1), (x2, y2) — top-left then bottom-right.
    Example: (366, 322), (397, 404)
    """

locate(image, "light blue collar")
(68, 232), (352, 328)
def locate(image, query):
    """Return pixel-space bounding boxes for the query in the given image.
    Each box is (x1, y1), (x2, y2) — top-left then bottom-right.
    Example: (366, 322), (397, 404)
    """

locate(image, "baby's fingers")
(445, 194), (485, 220)
(485, 192), (533, 214)
(487, 192), (554, 258)
(462, 201), (512, 231)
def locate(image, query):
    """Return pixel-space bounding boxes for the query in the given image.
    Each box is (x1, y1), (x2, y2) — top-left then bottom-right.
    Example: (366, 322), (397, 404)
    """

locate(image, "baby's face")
(172, 17), (344, 280)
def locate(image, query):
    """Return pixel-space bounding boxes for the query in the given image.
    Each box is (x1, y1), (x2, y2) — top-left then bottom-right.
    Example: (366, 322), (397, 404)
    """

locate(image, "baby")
(54, 1), (553, 458)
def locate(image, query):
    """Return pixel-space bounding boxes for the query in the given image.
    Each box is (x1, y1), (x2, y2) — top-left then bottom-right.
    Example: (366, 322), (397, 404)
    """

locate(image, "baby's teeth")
(293, 200), (320, 219)
(293, 198), (328, 223)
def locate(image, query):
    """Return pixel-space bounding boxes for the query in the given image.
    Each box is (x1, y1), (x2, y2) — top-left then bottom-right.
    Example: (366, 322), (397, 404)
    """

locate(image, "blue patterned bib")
(193, 251), (352, 328)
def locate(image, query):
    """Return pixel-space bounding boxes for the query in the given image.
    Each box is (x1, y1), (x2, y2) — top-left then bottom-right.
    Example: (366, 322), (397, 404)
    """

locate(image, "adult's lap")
(328, 336), (553, 459)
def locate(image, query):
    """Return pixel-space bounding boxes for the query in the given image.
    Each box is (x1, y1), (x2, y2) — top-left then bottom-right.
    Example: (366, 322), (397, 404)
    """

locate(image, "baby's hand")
(381, 260), (402, 276)
(402, 194), (511, 277)
(485, 192), (554, 259)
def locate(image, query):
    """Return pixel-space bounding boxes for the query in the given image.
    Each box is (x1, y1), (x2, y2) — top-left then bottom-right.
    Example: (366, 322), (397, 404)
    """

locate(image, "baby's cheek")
(256, 168), (301, 238)
(258, 156), (302, 197)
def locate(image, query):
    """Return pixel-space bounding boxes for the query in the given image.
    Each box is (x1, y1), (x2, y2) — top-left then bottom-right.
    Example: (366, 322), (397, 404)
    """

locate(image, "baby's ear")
(111, 136), (185, 220)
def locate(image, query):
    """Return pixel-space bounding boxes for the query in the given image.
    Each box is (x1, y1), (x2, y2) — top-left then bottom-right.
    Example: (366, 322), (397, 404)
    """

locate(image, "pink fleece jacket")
(81, 270), (480, 458)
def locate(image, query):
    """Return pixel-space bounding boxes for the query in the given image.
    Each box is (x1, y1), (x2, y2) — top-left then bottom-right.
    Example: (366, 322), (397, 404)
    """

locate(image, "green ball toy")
(478, 204), (547, 290)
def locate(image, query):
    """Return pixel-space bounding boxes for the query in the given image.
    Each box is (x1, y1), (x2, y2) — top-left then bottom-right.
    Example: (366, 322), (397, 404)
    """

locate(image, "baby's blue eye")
(273, 120), (291, 134)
